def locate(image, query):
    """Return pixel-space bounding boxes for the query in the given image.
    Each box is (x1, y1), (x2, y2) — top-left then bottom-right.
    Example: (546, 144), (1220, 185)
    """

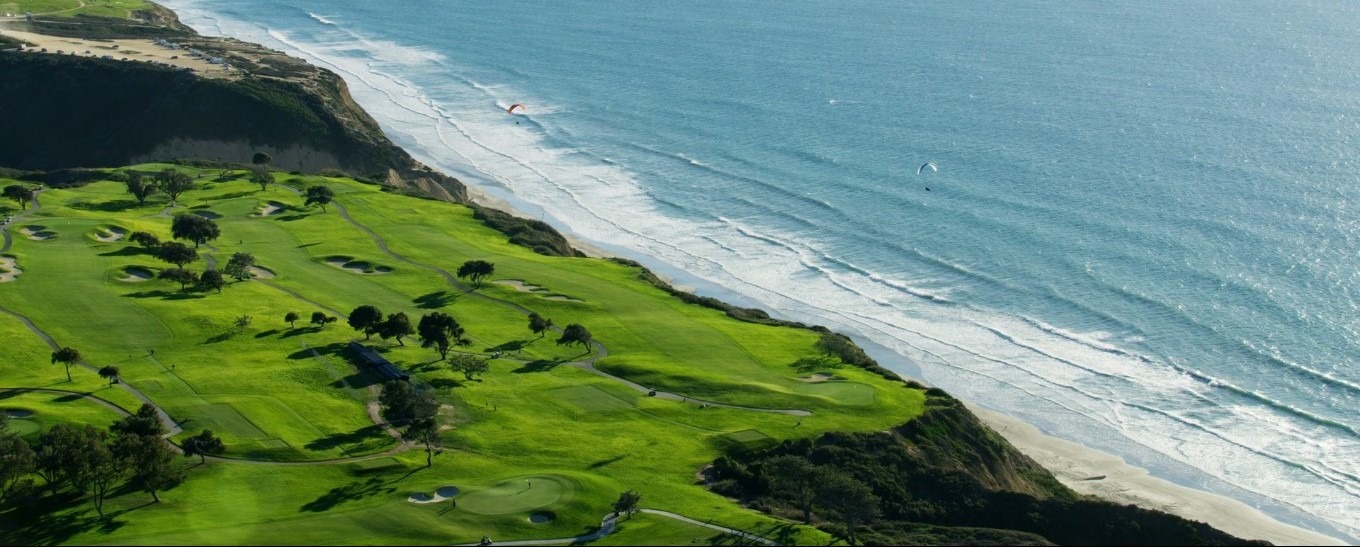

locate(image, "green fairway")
(7, 0), (155, 19)
(0, 166), (925, 545)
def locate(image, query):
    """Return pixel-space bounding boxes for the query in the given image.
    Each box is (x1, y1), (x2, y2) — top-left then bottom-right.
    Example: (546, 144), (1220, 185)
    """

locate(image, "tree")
(181, 429), (225, 465)
(815, 332), (855, 360)
(199, 269), (226, 293)
(285, 312), (300, 328)
(223, 252), (256, 282)
(348, 305), (383, 340)
(556, 324), (593, 351)
(0, 416), (36, 505)
(767, 455), (819, 523)
(310, 311), (336, 328)
(378, 381), (438, 426)
(403, 418), (439, 467)
(528, 313), (554, 339)
(84, 434), (122, 519)
(111, 404), (166, 438)
(97, 365), (120, 386)
(378, 312), (414, 346)
(124, 172), (156, 205)
(456, 260), (495, 288)
(2, 184), (33, 209)
(128, 231), (161, 249)
(815, 471), (880, 546)
(155, 241), (199, 268)
(614, 489), (642, 518)
(113, 431), (183, 503)
(171, 213), (220, 248)
(34, 423), (99, 497)
(159, 268), (197, 291)
(448, 354), (489, 381)
(249, 164), (274, 192)
(155, 168), (194, 203)
(50, 347), (80, 382)
(305, 185), (335, 212)
(252, 151), (272, 166)
(234, 315), (253, 331)
(418, 312), (466, 360)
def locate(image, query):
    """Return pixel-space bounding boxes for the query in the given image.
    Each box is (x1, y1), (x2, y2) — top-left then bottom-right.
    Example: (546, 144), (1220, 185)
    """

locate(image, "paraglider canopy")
(917, 162), (938, 175)
(507, 103), (526, 114)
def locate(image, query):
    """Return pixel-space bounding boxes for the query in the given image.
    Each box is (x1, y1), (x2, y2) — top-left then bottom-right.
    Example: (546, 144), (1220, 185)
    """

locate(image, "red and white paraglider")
(506, 103), (526, 114)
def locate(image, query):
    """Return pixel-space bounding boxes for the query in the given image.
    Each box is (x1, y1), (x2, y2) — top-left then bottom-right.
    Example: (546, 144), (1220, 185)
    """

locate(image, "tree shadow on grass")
(273, 214), (309, 222)
(486, 339), (530, 354)
(202, 191), (254, 201)
(299, 477), (395, 513)
(123, 290), (206, 301)
(586, 454), (627, 469)
(254, 329), (281, 338)
(287, 341), (347, 360)
(67, 199), (142, 213)
(333, 370), (381, 390)
(512, 359), (566, 374)
(304, 424), (388, 452)
(789, 356), (843, 373)
(97, 246), (150, 257)
(0, 497), (98, 545)
(280, 326), (323, 339)
(426, 378), (462, 390)
(204, 331), (237, 344)
(413, 291), (458, 309)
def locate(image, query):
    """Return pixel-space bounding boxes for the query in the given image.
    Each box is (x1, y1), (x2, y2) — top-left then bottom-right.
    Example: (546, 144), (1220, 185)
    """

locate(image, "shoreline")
(969, 404), (1349, 546)
(51, 3), (1354, 543)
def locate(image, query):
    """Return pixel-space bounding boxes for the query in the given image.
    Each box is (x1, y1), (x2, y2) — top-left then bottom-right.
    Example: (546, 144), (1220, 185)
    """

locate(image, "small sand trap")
(191, 210), (222, 219)
(799, 372), (839, 383)
(0, 256), (21, 282)
(248, 266), (276, 279)
(92, 226), (128, 242)
(324, 256), (392, 275)
(495, 279), (548, 293)
(528, 512), (555, 524)
(255, 202), (285, 217)
(544, 295), (583, 302)
(19, 226), (56, 241)
(119, 266), (154, 282)
(406, 485), (459, 504)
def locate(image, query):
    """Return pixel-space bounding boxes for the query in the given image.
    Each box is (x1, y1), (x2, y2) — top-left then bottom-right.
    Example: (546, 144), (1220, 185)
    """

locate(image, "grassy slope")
(6, 0), (154, 19)
(0, 166), (926, 545)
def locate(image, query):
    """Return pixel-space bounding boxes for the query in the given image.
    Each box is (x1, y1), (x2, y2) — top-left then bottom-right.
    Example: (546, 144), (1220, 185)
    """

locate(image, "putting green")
(457, 475), (575, 515)
(791, 381), (876, 405)
(6, 418), (40, 437)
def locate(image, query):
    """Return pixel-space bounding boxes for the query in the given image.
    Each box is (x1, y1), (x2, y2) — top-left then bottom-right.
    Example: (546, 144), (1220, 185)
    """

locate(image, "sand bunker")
(406, 485), (459, 504)
(119, 266), (154, 282)
(324, 256), (392, 275)
(799, 373), (840, 383)
(0, 256), (20, 282)
(191, 210), (222, 219)
(495, 279), (548, 293)
(19, 226), (56, 241)
(544, 295), (583, 302)
(248, 266), (276, 279)
(255, 202), (285, 217)
(92, 226), (128, 242)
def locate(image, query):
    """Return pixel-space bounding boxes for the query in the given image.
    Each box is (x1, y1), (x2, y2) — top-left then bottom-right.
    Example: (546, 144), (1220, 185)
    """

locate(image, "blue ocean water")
(161, 0), (1360, 539)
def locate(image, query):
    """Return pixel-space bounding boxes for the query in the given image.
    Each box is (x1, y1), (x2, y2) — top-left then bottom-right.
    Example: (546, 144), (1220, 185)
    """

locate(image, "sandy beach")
(969, 403), (1348, 545)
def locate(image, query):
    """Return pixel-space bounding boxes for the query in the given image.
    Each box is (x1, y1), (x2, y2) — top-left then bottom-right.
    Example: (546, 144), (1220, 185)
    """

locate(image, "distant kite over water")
(917, 162), (938, 175)
(507, 103), (526, 114)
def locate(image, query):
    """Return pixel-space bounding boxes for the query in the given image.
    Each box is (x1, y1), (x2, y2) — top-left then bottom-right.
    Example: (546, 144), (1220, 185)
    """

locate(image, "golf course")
(0, 165), (927, 545)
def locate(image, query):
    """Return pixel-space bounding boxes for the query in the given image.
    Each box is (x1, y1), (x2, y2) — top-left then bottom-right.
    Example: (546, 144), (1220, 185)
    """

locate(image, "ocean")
(158, 0), (1360, 540)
